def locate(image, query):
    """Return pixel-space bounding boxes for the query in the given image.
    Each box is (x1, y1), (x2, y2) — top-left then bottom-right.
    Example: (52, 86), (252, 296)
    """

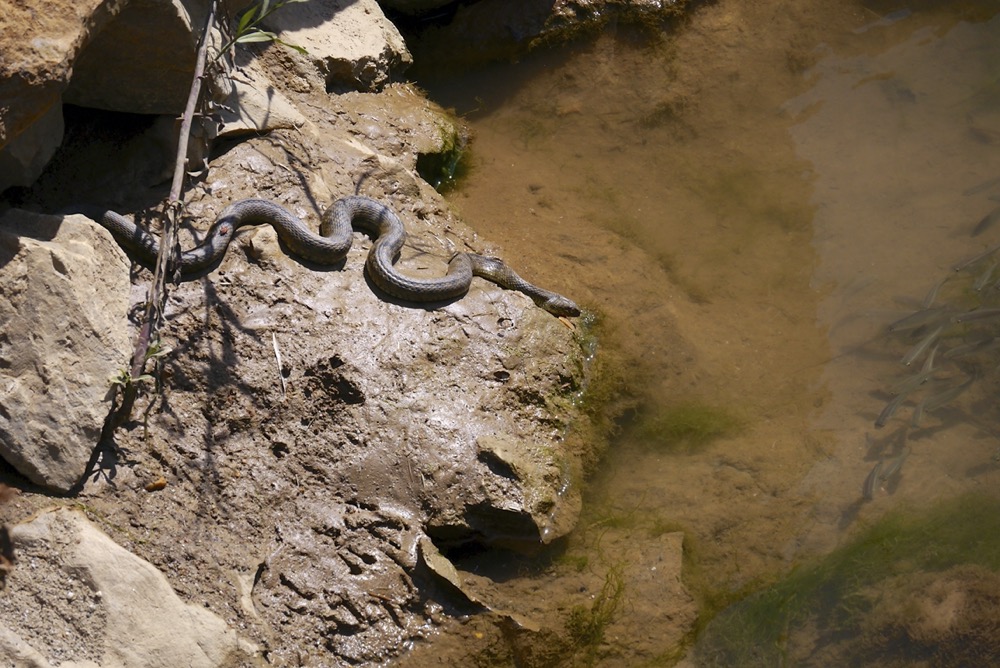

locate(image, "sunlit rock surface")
(0, 210), (130, 492)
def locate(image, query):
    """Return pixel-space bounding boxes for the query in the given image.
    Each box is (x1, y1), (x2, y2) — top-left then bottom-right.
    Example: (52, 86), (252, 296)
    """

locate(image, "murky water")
(417, 1), (1000, 664)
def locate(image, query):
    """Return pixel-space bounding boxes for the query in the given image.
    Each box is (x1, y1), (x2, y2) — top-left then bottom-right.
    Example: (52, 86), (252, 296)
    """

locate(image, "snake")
(94, 196), (581, 317)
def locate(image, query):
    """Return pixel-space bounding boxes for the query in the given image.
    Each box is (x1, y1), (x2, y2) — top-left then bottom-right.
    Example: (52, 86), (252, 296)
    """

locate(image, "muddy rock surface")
(1, 101), (588, 668)
(0, 3), (602, 666)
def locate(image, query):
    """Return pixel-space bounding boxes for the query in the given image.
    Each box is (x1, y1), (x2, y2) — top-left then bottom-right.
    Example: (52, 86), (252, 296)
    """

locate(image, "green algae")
(634, 401), (743, 452)
(694, 493), (1000, 666)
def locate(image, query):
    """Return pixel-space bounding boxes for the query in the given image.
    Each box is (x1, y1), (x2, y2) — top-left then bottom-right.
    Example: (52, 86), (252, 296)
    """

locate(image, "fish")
(921, 343), (939, 373)
(853, 8), (911, 34)
(971, 205), (1000, 237)
(954, 308), (1000, 324)
(952, 242), (1000, 272)
(863, 461), (883, 500)
(888, 306), (953, 333)
(921, 276), (949, 308)
(963, 176), (1000, 196)
(901, 325), (943, 366)
(943, 336), (996, 359)
(891, 367), (935, 395)
(974, 261), (998, 291)
(875, 393), (906, 428)
(879, 448), (910, 481)
(923, 376), (974, 412)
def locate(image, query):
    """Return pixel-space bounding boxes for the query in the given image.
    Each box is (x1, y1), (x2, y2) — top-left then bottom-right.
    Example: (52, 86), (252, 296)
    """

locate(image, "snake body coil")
(96, 196), (580, 317)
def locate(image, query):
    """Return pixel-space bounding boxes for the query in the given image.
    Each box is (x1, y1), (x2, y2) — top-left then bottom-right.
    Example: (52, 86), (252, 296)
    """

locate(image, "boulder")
(261, 0), (412, 91)
(0, 507), (261, 667)
(0, 0), (410, 192)
(0, 210), (131, 492)
(62, 0), (205, 115)
(0, 0), (120, 190)
(377, 0), (454, 15)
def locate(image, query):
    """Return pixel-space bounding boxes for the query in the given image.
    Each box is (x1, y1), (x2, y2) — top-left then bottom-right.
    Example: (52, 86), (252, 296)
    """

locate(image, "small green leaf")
(236, 5), (258, 35)
(109, 369), (131, 387)
(236, 30), (278, 44)
(275, 38), (308, 55)
(145, 346), (173, 360)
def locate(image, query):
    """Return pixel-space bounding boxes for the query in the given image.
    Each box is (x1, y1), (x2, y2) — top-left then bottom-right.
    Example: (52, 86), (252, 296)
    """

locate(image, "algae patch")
(634, 401), (743, 452)
(693, 493), (1000, 666)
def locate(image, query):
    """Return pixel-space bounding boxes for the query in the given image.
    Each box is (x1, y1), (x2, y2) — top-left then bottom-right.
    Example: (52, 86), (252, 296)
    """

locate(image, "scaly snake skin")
(96, 196), (580, 317)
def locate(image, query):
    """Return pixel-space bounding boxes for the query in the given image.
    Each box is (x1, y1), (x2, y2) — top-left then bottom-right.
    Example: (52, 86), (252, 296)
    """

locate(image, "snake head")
(541, 294), (581, 318)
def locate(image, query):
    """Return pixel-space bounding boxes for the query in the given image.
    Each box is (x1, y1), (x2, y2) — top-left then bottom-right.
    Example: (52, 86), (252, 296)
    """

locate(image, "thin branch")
(116, 0), (219, 423)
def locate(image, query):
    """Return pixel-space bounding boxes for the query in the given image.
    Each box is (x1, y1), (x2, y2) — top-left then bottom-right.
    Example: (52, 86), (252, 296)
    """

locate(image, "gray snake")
(95, 196), (580, 317)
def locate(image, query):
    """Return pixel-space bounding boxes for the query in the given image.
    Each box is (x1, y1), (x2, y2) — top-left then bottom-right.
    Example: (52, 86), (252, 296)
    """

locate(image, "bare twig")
(116, 0), (219, 424)
(110, 0), (305, 426)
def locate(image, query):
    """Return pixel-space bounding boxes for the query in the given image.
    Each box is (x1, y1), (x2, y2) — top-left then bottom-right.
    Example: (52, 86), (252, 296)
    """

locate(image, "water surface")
(419, 2), (1000, 663)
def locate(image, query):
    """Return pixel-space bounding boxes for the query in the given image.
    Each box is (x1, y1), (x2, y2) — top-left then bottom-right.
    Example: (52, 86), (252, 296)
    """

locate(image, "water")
(417, 1), (1000, 663)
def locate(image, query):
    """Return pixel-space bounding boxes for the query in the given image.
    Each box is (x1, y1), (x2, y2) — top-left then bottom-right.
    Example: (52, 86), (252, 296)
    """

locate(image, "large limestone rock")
(0, 0), (119, 190)
(0, 0), (198, 191)
(377, 0), (454, 15)
(0, 507), (260, 667)
(261, 0), (412, 91)
(0, 0), (410, 192)
(0, 210), (131, 492)
(62, 0), (205, 114)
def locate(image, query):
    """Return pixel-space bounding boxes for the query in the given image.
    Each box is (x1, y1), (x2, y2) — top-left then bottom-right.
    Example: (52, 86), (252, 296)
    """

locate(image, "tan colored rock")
(217, 59), (310, 137)
(0, 507), (261, 667)
(0, 210), (130, 492)
(0, 0), (122, 190)
(62, 0), (204, 115)
(378, 0), (454, 15)
(262, 0), (412, 91)
(0, 0), (202, 190)
(0, 100), (65, 192)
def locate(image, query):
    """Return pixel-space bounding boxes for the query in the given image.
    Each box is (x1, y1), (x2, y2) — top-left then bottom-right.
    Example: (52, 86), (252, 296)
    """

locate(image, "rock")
(0, 102), (65, 192)
(253, 501), (425, 665)
(216, 59), (310, 137)
(0, 7), (593, 662)
(476, 432), (582, 546)
(261, 0), (412, 91)
(62, 0), (204, 115)
(0, 0), (114, 191)
(0, 0), (411, 191)
(601, 531), (697, 661)
(0, 0), (199, 192)
(0, 210), (131, 492)
(377, 0), (454, 15)
(0, 507), (261, 667)
(407, 0), (686, 73)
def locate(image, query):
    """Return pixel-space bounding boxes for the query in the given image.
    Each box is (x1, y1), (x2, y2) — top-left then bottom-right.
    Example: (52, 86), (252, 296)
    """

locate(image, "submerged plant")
(566, 563), (626, 665)
(634, 401), (742, 452)
(692, 493), (1000, 666)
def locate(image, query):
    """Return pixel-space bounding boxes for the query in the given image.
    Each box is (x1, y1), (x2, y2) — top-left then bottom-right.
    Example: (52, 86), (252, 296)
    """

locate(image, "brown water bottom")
(403, 0), (1000, 665)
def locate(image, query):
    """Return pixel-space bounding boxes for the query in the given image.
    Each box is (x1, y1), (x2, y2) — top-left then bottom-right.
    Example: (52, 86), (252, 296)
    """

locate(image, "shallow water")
(418, 1), (1000, 663)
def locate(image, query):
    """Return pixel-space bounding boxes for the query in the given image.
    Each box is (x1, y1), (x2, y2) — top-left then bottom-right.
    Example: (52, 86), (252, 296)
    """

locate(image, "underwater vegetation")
(565, 563), (626, 666)
(633, 400), (743, 453)
(692, 493), (1000, 666)
(416, 119), (470, 192)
